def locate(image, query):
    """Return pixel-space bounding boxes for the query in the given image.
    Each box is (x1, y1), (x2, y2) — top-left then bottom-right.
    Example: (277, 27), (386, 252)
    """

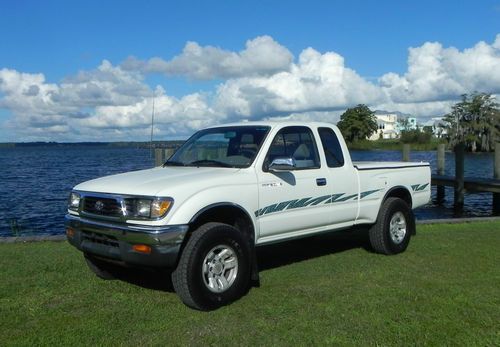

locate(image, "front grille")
(81, 230), (119, 248)
(124, 199), (136, 216)
(83, 196), (123, 217)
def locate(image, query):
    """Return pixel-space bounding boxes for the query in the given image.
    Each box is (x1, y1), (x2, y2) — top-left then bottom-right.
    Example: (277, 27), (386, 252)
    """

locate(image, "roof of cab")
(205, 120), (338, 130)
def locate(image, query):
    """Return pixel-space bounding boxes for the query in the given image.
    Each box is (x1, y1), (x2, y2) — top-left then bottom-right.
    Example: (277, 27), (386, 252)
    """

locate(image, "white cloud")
(1, 35), (500, 141)
(214, 47), (385, 119)
(79, 90), (223, 135)
(0, 63), (221, 141)
(380, 34), (500, 103)
(121, 35), (293, 79)
(0, 68), (59, 116)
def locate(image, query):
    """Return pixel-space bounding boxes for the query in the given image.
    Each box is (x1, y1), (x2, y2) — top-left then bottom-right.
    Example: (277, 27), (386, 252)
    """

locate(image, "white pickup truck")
(66, 122), (431, 310)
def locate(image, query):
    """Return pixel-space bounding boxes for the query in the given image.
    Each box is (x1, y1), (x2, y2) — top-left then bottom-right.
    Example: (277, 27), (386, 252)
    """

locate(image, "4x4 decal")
(255, 189), (382, 218)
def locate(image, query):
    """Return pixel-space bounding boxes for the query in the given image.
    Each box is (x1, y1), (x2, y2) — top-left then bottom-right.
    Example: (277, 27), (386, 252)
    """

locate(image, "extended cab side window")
(318, 127), (345, 168)
(264, 126), (320, 170)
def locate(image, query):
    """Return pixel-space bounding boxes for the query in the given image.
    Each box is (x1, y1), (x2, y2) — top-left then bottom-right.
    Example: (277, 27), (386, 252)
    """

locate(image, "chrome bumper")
(65, 214), (189, 268)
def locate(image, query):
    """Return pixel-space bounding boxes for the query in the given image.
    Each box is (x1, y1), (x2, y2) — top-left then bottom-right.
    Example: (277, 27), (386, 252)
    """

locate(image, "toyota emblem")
(95, 200), (104, 211)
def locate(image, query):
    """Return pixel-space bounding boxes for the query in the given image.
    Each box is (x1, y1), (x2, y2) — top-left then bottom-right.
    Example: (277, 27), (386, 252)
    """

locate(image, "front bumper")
(65, 214), (189, 268)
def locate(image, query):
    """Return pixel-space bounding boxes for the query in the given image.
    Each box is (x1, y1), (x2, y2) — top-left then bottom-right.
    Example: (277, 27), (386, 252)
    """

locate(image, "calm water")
(0, 146), (497, 237)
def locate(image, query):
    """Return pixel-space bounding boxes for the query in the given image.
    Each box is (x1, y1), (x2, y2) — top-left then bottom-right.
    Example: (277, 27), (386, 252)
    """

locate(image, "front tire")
(369, 197), (415, 255)
(172, 223), (251, 310)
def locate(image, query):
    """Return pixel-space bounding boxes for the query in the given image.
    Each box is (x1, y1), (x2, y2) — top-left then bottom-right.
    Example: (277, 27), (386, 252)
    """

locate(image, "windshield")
(165, 126), (271, 168)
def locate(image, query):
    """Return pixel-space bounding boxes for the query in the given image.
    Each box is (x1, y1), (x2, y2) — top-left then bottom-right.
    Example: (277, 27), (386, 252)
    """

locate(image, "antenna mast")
(150, 91), (155, 158)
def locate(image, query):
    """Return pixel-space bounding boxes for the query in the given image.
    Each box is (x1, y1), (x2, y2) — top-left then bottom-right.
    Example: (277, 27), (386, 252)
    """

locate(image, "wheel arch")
(182, 202), (259, 284)
(188, 202), (256, 245)
(382, 186), (413, 208)
(379, 186), (416, 236)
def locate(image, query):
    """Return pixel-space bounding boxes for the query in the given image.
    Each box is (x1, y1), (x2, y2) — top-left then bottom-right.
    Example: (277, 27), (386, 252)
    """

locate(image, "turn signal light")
(66, 227), (75, 238)
(132, 244), (152, 254)
(151, 200), (172, 218)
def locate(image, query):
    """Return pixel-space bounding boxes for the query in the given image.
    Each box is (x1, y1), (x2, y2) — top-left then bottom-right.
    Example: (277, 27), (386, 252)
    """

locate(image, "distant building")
(369, 111), (446, 140)
(422, 117), (447, 138)
(396, 117), (418, 132)
(369, 113), (399, 140)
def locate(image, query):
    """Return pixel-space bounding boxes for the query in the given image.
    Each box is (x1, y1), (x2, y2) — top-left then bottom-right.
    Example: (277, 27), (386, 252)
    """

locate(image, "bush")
(400, 129), (432, 144)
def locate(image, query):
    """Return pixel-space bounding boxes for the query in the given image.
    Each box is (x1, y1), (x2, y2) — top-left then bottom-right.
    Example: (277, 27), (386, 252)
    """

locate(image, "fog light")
(132, 244), (151, 254)
(66, 227), (75, 238)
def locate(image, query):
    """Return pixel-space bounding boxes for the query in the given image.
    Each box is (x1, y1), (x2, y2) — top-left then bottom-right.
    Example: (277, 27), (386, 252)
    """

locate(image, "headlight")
(136, 199), (152, 217)
(128, 198), (173, 219)
(68, 192), (81, 210)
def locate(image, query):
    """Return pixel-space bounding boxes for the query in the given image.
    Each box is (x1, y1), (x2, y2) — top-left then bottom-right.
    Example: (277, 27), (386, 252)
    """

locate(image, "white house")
(369, 113), (399, 140)
(422, 117), (447, 138)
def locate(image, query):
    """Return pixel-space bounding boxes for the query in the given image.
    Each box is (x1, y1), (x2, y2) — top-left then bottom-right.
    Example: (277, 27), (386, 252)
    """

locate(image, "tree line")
(336, 92), (500, 152)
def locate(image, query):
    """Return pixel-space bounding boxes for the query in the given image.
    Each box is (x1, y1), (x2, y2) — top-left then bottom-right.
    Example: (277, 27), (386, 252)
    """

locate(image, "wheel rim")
(202, 245), (239, 293)
(389, 211), (407, 244)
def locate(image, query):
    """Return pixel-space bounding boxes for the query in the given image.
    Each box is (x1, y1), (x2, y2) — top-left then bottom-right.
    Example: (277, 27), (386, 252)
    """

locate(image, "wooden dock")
(427, 142), (500, 213)
(431, 175), (500, 194)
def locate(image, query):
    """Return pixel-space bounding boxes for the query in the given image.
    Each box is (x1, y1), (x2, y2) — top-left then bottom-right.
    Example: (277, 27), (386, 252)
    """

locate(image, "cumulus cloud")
(1, 34), (500, 141)
(122, 35), (293, 79)
(0, 63), (221, 141)
(380, 34), (500, 103)
(79, 90), (222, 133)
(214, 47), (384, 119)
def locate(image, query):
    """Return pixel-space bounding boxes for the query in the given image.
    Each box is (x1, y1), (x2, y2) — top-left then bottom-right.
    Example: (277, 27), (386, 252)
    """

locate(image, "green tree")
(400, 126), (432, 144)
(397, 117), (411, 132)
(443, 93), (500, 152)
(337, 104), (377, 142)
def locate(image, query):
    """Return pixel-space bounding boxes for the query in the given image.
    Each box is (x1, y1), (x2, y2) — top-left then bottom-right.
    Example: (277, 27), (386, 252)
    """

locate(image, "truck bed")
(353, 161), (430, 170)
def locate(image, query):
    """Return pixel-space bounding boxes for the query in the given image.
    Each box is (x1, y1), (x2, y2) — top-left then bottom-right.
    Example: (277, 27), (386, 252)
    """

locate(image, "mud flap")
(250, 243), (260, 287)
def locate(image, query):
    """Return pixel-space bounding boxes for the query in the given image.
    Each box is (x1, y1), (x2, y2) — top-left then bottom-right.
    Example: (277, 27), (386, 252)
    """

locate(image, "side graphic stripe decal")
(411, 183), (429, 192)
(255, 189), (380, 218)
(255, 183), (428, 218)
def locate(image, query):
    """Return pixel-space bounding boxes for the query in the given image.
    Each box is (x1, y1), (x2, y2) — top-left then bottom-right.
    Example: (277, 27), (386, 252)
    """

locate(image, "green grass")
(1, 221), (499, 346)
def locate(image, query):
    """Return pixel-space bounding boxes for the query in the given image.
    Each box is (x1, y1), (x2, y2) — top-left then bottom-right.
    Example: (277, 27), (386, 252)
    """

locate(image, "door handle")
(316, 178), (327, 186)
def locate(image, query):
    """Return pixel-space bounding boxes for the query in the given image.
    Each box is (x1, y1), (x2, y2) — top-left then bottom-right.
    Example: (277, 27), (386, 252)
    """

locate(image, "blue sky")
(1, 0), (499, 142)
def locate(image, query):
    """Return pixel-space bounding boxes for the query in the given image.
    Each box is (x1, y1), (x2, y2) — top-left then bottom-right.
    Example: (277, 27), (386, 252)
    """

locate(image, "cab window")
(318, 127), (344, 168)
(264, 126), (320, 170)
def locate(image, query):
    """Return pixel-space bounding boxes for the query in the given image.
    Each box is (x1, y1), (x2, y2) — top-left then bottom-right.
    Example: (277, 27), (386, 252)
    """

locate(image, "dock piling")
(436, 144), (445, 203)
(154, 147), (178, 167)
(402, 144), (410, 162)
(154, 148), (163, 167)
(494, 142), (500, 214)
(164, 148), (175, 161)
(454, 143), (465, 208)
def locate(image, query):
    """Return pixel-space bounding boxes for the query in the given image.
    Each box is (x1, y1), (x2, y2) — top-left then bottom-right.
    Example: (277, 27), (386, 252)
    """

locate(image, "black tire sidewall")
(382, 199), (414, 254)
(186, 225), (251, 309)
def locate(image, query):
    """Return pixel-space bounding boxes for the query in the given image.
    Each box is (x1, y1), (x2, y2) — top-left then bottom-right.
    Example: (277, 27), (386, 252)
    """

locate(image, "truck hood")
(74, 166), (241, 197)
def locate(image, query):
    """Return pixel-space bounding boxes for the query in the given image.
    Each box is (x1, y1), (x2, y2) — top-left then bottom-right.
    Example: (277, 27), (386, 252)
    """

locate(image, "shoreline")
(2, 216), (499, 243)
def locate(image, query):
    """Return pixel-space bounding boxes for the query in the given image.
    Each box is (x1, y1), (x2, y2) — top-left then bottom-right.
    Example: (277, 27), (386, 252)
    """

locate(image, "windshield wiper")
(189, 159), (233, 168)
(163, 160), (186, 167)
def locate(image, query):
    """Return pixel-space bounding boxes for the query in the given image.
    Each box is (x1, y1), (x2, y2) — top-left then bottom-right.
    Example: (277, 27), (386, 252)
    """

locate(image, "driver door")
(256, 126), (333, 239)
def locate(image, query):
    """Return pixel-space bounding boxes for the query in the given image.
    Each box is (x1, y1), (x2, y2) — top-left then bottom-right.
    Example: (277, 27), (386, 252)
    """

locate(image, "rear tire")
(172, 222), (251, 310)
(84, 254), (115, 280)
(369, 197), (415, 255)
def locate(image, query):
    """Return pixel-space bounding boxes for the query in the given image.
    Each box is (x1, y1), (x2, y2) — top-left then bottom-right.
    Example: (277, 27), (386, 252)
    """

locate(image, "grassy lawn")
(1, 221), (499, 346)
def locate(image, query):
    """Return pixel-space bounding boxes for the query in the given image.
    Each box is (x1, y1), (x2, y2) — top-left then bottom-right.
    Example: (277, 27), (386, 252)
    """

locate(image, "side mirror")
(268, 157), (296, 172)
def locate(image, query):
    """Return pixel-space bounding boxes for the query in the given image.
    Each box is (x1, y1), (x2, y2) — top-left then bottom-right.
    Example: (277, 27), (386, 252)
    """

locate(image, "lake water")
(0, 146), (497, 237)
